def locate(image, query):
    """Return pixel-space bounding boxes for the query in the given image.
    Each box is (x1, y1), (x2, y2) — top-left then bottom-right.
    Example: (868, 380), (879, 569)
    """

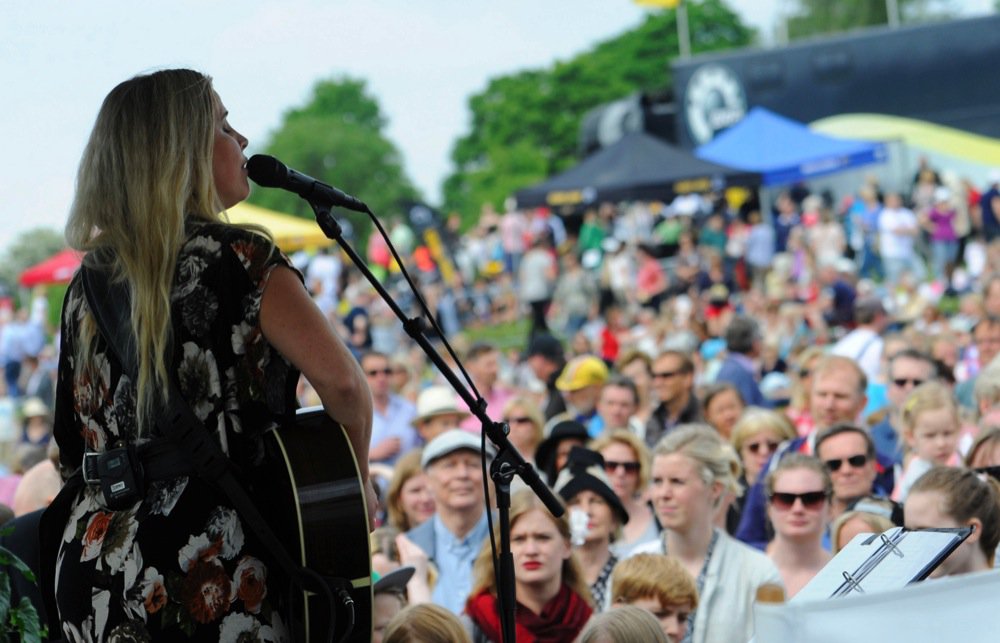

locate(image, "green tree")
(0, 227), (66, 294)
(786, 0), (956, 40)
(247, 77), (419, 242)
(442, 0), (754, 226)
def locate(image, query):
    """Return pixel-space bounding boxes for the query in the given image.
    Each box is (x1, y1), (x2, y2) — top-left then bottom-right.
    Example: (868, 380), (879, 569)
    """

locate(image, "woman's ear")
(710, 480), (724, 506)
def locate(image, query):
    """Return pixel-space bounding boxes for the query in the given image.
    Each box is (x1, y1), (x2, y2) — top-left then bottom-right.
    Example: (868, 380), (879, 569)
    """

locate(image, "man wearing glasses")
(870, 349), (937, 466)
(644, 350), (701, 448)
(363, 350), (418, 465)
(815, 424), (886, 520)
(736, 355), (892, 547)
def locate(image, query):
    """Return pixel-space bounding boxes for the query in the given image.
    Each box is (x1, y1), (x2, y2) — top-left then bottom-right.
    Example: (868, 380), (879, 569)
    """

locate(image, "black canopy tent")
(514, 132), (759, 209)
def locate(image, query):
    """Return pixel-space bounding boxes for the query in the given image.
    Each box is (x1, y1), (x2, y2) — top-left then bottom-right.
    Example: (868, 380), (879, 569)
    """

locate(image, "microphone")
(246, 154), (368, 213)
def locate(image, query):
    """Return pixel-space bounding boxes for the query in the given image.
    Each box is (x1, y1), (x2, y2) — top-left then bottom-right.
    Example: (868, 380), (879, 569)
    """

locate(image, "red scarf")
(465, 584), (593, 643)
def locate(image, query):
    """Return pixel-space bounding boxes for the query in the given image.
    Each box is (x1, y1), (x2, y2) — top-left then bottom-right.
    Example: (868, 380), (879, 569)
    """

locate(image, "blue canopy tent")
(695, 107), (887, 186)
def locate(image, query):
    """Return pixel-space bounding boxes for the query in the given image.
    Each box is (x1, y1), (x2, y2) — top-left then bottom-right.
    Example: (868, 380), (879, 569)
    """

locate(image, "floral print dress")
(52, 222), (300, 642)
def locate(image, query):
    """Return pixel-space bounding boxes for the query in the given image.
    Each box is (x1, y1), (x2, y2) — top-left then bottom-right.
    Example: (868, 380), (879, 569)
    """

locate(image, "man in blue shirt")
(363, 350), (418, 466)
(715, 316), (765, 408)
(405, 430), (490, 614)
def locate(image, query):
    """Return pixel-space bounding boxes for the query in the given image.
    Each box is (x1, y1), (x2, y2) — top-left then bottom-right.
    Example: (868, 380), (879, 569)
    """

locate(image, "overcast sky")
(0, 0), (992, 255)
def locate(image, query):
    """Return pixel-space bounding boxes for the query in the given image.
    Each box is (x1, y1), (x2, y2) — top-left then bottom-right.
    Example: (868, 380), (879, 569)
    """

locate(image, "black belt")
(81, 439), (194, 486)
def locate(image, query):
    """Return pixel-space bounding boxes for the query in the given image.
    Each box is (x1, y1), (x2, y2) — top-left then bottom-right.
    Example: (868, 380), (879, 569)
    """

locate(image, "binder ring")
(841, 570), (865, 594)
(880, 533), (905, 558)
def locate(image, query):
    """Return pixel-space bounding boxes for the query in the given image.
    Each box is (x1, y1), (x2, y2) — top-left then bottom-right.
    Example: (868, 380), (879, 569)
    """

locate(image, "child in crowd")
(609, 553), (697, 642)
(894, 381), (962, 502)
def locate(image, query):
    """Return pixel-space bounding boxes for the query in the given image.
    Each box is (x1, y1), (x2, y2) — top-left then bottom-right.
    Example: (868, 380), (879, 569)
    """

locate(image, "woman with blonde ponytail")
(43, 69), (374, 640)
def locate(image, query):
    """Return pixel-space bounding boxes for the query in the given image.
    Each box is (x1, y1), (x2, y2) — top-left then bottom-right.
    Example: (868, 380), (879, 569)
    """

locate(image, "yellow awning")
(225, 202), (332, 252)
(811, 113), (1000, 166)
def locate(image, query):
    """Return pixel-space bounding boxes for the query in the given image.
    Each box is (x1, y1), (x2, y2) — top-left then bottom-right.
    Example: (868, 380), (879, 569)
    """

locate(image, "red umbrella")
(18, 248), (83, 287)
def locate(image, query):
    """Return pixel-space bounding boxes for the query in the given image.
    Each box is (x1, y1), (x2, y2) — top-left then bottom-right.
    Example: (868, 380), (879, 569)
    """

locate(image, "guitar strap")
(80, 261), (345, 642)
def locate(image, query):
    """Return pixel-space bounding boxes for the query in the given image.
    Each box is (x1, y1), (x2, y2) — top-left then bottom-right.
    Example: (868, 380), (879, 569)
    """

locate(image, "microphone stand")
(308, 201), (564, 643)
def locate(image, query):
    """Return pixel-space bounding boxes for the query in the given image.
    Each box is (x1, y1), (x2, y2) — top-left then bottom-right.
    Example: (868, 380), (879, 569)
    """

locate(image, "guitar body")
(258, 406), (372, 642)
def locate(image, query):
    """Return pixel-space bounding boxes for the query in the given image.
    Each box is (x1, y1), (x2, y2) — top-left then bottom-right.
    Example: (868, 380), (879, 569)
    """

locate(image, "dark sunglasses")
(746, 440), (780, 455)
(824, 454), (868, 472)
(503, 416), (534, 425)
(604, 460), (641, 474)
(769, 490), (828, 510)
(892, 378), (925, 388)
(652, 369), (684, 380)
(365, 368), (393, 377)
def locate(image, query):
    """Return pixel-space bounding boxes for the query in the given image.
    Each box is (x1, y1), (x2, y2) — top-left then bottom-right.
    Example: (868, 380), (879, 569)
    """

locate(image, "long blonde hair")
(469, 489), (591, 605)
(66, 69), (227, 433)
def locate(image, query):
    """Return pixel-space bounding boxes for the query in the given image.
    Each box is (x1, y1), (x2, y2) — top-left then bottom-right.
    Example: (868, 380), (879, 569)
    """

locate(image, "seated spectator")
(373, 566), (414, 643)
(715, 316), (765, 407)
(555, 447), (629, 610)
(521, 333), (567, 421)
(0, 442), (48, 507)
(578, 605), (670, 643)
(500, 396), (544, 463)
(700, 383), (745, 440)
(967, 426), (1000, 469)
(385, 603), (472, 643)
(731, 409), (797, 488)
(830, 510), (895, 553)
(365, 350), (419, 466)
(615, 349), (654, 425)
(371, 526), (435, 606)
(11, 458), (60, 517)
(19, 397), (52, 446)
(764, 455), (833, 598)
(406, 430), (490, 614)
(645, 350), (701, 448)
(590, 375), (644, 438)
(609, 553), (697, 642)
(816, 424), (888, 522)
(894, 382), (962, 502)
(590, 430), (660, 556)
(464, 490), (593, 643)
(904, 467), (1000, 577)
(552, 355), (609, 431)
(386, 449), (435, 532)
(411, 386), (470, 443)
(535, 419), (589, 486)
(632, 424), (782, 643)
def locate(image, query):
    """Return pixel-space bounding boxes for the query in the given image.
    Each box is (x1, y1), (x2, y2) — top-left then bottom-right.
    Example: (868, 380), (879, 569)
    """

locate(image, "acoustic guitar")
(258, 406), (372, 642)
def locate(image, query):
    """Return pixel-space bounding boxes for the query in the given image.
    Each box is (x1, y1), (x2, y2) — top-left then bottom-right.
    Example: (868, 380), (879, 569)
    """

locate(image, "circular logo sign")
(684, 64), (747, 145)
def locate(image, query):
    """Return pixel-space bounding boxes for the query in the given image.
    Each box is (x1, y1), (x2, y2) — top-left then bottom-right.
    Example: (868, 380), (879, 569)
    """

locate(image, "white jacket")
(631, 529), (783, 643)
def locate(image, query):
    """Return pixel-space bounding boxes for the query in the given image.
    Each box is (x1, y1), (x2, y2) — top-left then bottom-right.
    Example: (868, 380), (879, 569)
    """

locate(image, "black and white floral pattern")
(54, 221), (300, 641)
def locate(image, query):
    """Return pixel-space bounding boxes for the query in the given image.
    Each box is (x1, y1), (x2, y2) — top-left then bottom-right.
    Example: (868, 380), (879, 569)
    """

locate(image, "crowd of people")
(4, 118), (1000, 641)
(283, 159), (1000, 641)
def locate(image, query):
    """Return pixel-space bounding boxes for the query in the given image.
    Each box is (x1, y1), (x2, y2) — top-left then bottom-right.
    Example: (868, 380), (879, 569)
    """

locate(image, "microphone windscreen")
(246, 155), (287, 187)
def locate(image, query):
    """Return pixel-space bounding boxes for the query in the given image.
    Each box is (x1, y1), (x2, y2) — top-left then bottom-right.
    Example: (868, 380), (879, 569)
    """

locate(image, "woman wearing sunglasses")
(764, 454), (833, 598)
(590, 429), (660, 556)
(729, 409), (797, 534)
(633, 424), (781, 643)
(500, 396), (545, 463)
(731, 410), (797, 488)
